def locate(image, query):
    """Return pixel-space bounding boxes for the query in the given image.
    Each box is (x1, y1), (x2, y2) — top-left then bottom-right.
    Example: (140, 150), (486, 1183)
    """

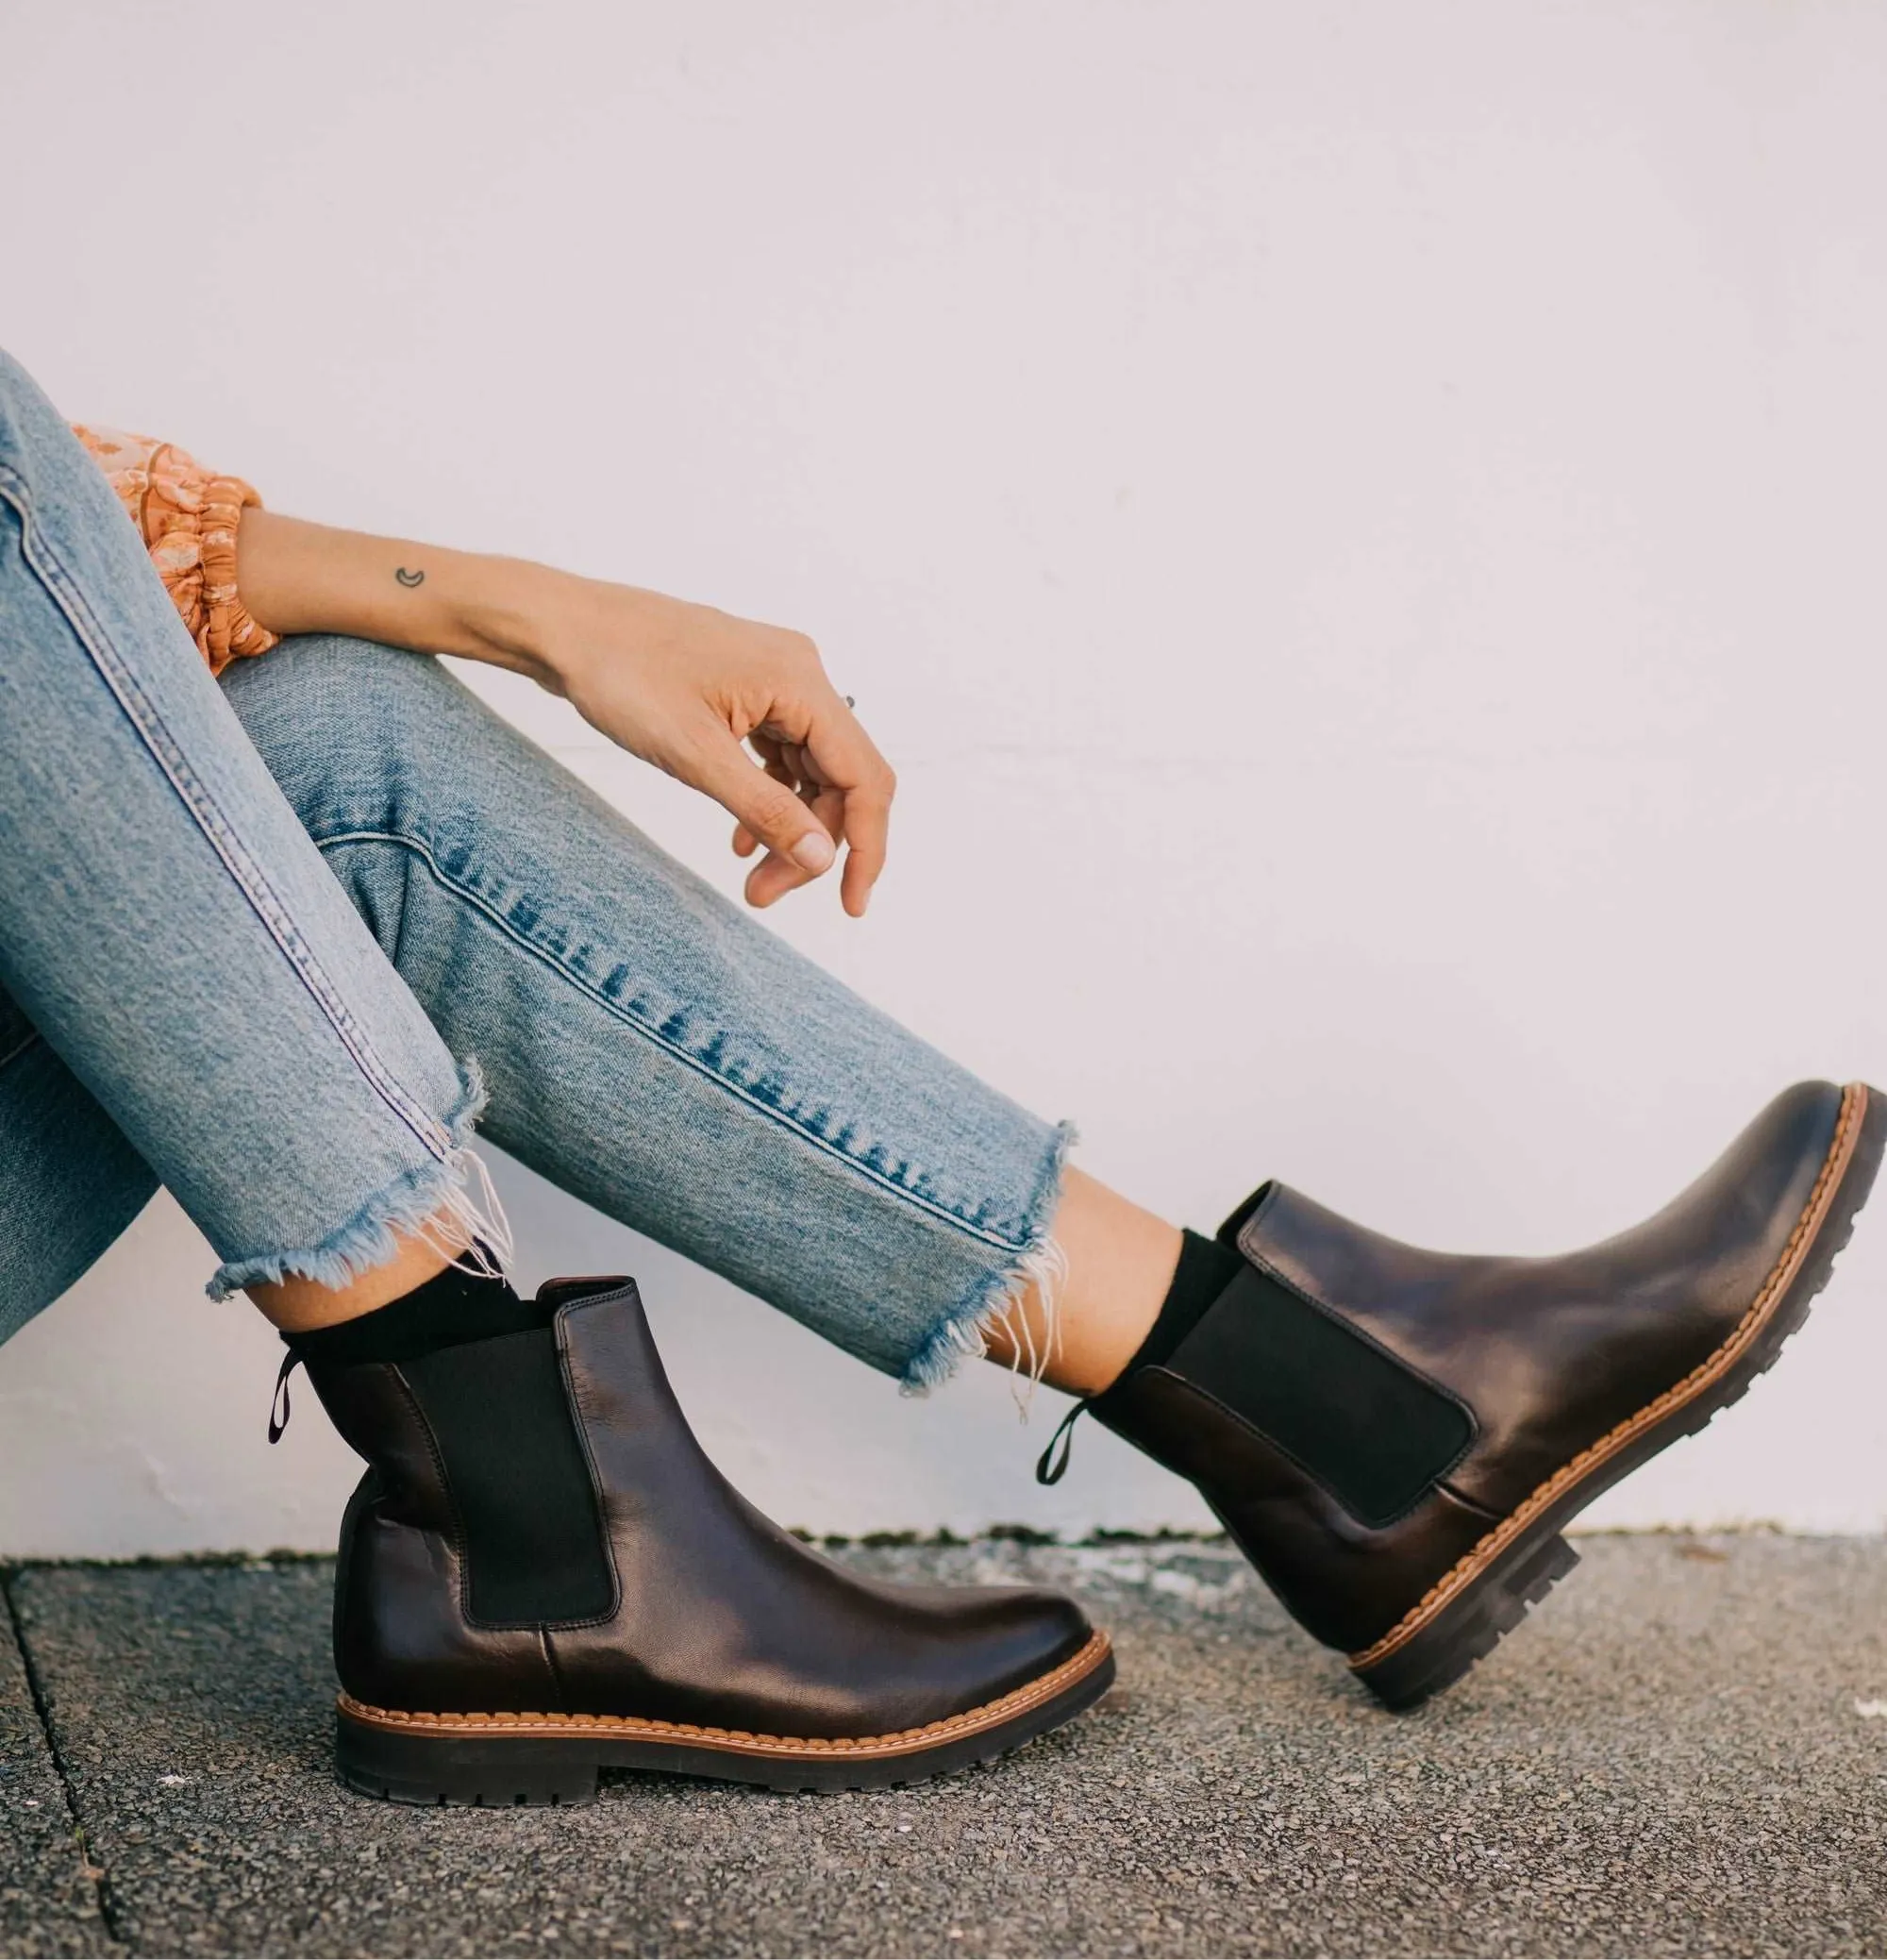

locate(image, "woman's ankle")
(247, 1211), (471, 1333)
(980, 1166), (1183, 1398)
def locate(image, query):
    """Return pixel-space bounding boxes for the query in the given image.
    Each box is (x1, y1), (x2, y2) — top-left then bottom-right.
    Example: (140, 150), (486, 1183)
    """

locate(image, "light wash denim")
(0, 348), (1069, 1387)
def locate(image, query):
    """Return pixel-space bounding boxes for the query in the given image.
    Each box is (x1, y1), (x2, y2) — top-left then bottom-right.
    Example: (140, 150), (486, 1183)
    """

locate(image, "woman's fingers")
(681, 722), (837, 877)
(732, 737), (816, 861)
(837, 770), (893, 917)
(793, 688), (896, 917)
(743, 781), (846, 908)
(694, 684), (896, 913)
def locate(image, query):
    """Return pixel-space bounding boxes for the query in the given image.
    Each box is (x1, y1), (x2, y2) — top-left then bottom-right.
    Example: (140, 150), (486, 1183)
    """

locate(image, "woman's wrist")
(238, 510), (575, 691)
(438, 553), (576, 690)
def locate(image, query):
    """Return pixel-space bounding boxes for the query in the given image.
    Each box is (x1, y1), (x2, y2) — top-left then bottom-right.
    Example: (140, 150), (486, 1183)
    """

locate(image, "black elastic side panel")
(402, 1330), (615, 1626)
(1165, 1265), (1473, 1528)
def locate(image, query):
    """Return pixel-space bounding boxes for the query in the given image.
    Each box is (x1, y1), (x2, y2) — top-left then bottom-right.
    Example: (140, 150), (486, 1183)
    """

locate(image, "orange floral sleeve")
(71, 425), (277, 675)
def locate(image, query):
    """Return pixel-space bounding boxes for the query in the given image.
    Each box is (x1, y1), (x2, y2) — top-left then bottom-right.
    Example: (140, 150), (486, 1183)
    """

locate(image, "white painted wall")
(1, 1), (1883, 1556)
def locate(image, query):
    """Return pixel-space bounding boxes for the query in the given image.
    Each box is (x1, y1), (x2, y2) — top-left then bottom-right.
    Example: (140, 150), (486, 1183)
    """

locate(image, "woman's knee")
(220, 633), (480, 811)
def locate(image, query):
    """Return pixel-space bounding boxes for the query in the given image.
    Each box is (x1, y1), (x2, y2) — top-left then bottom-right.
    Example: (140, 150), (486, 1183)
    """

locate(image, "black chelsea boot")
(304, 1275), (1113, 1803)
(1045, 1081), (1882, 1710)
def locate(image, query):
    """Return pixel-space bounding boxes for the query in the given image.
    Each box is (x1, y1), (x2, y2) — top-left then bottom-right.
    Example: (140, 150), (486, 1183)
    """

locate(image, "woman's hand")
(238, 511), (894, 914)
(514, 576), (893, 916)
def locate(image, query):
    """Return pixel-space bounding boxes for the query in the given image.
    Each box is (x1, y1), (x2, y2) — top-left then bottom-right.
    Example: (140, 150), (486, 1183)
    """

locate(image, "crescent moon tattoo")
(394, 567), (426, 588)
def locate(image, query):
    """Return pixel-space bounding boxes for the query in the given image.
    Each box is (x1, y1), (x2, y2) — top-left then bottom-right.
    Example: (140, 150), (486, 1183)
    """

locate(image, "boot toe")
(850, 1577), (1096, 1729)
(979, 1583), (1096, 1677)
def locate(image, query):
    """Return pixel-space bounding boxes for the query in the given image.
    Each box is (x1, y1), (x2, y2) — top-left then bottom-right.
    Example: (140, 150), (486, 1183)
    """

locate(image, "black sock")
(1113, 1228), (1246, 1382)
(285, 1252), (544, 1365)
(1037, 1229), (1248, 1482)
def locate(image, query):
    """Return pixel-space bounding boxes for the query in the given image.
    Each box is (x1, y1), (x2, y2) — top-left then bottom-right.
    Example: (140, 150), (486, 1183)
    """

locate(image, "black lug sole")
(336, 1632), (1114, 1807)
(1353, 1080), (1885, 1712)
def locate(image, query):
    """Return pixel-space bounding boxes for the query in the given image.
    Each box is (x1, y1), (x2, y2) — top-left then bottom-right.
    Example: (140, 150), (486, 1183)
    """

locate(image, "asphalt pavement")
(2, 1533), (1883, 1958)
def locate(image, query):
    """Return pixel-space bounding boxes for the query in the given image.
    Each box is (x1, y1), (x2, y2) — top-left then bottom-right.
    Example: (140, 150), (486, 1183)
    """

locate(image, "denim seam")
(205, 1061), (493, 1299)
(0, 468), (452, 1164)
(313, 826), (1040, 1255)
(0, 1030), (42, 1078)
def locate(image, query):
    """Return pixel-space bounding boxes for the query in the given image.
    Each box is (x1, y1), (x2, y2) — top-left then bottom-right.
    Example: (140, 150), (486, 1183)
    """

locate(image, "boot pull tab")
(267, 1351), (303, 1445)
(1035, 1399), (1089, 1485)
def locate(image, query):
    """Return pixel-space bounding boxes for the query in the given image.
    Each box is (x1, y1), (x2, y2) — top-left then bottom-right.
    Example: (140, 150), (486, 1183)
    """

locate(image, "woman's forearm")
(236, 510), (566, 687)
(232, 509), (896, 915)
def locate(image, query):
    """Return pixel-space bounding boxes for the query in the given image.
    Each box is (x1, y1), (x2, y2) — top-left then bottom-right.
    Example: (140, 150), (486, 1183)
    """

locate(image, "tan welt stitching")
(1348, 1082), (1865, 1673)
(338, 1630), (1110, 1759)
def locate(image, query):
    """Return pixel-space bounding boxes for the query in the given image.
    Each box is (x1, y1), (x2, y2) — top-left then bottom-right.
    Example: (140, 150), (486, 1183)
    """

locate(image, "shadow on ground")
(2, 1535), (1883, 1958)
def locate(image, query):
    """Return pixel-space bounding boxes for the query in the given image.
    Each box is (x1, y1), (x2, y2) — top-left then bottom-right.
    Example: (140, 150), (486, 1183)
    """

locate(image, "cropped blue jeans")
(0, 349), (1069, 1390)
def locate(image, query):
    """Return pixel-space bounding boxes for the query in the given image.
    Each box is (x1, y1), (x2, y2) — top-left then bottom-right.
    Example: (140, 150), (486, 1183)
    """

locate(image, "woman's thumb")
(688, 731), (835, 872)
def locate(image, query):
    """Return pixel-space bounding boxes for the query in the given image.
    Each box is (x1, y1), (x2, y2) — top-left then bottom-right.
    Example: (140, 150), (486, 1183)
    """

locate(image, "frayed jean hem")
(205, 1060), (506, 1299)
(898, 1118), (1076, 1399)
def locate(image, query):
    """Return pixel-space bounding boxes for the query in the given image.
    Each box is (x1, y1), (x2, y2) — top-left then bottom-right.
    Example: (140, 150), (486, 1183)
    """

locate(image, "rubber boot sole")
(335, 1629), (1114, 1806)
(1350, 1079), (1885, 1711)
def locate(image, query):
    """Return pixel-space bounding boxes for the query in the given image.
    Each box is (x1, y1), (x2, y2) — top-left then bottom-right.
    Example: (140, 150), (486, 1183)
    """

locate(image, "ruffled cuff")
(71, 425), (278, 675)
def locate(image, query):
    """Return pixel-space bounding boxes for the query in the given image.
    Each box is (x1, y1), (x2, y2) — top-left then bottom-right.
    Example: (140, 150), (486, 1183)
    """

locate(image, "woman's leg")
(0, 381), (1110, 1799)
(0, 350), (501, 1337)
(991, 1166), (1178, 1393)
(220, 632), (1882, 1728)
(0, 980), (157, 1347)
(220, 632), (1178, 1395)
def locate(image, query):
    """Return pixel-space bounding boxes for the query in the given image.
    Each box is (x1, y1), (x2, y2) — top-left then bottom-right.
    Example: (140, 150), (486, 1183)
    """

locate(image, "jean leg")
(0, 982), (157, 1346)
(0, 351), (502, 1298)
(223, 636), (1071, 1387)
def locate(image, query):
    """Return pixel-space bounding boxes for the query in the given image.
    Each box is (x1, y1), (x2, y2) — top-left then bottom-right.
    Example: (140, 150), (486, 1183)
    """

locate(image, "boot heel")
(336, 1707), (601, 1808)
(1354, 1532), (1579, 1712)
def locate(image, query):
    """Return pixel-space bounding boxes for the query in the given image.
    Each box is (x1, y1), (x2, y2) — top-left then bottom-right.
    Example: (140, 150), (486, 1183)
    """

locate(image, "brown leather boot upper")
(311, 1278), (1095, 1737)
(1089, 1081), (1879, 1671)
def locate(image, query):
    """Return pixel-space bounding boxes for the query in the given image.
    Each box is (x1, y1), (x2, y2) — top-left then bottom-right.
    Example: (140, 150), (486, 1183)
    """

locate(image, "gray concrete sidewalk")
(2, 1534), (1883, 1959)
